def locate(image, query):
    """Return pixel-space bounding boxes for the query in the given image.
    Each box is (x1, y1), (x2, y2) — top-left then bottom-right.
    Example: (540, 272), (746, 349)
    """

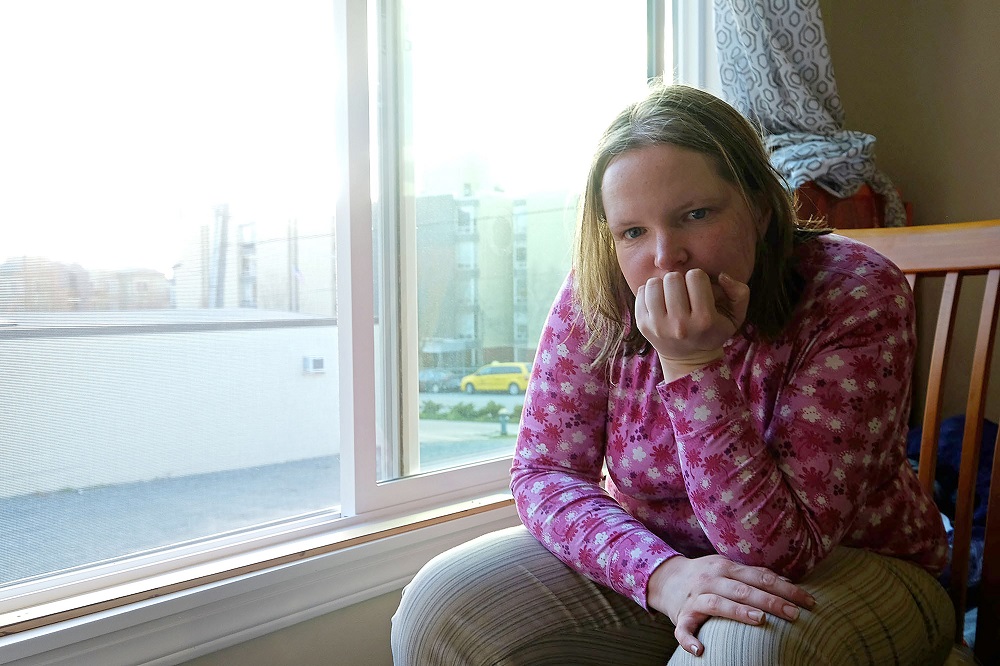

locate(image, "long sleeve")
(510, 275), (678, 609)
(658, 240), (945, 579)
(511, 237), (947, 612)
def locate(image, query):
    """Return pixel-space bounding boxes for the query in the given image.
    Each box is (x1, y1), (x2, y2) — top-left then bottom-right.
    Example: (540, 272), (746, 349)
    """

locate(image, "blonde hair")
(573, 83), (823, 369)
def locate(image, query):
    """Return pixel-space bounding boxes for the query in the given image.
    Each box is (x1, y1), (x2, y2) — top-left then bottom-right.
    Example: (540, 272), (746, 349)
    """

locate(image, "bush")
(420, 400), (444, 419)
(418, 400), (523, 423)
(478, 401), (504, 419)
(446, 402), (479, 421)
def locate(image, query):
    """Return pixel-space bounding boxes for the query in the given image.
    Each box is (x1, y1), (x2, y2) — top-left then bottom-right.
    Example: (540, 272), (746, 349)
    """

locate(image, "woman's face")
(601, 143), (766, 297)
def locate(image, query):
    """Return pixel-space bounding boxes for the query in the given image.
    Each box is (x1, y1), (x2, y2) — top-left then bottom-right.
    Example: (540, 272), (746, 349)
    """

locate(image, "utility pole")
(209, 204), (229, 307)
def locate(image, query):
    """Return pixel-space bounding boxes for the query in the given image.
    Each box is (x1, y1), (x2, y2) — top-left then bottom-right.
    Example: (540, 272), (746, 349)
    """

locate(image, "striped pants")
(391, 526), (955, 665)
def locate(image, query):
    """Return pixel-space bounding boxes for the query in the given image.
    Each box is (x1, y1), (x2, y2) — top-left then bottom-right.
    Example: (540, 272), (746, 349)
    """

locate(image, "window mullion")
(647, 0), (666, 80)
(671, 0), (720, 93)
(335, 0), (377, 518)
(374, 0), (416, 481)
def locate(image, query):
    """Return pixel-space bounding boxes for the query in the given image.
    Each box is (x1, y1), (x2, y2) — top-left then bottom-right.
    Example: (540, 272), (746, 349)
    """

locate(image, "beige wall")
(183, 591), (400, 666)
(822, 0), (1000, 422)
(186, 5), (1000, 663)
(820, 0), (1000, 226)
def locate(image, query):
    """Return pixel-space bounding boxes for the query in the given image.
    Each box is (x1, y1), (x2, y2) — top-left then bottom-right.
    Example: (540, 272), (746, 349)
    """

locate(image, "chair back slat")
(838, 221), (1000, 663)
(977, 425), (1000, 659)
(918, 271), (961, 493)
(951, 406), (987, 630)
(950, 268), (1000, 634)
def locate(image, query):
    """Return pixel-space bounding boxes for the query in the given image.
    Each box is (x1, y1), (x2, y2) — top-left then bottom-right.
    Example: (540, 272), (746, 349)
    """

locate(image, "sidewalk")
(0, 420), (514, 586)
(418, 419), (515, 472)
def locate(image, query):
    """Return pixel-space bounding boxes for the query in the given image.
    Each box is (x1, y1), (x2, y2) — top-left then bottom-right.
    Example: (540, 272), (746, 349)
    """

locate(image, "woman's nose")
(653, 232), (688, 271)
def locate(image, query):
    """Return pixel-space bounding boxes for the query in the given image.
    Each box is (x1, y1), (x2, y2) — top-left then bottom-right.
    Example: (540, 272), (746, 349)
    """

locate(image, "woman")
(392, 84), (954, 665)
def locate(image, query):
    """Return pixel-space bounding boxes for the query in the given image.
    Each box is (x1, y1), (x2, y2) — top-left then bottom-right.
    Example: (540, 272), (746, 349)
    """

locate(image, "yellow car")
(460, 362), (531, 395)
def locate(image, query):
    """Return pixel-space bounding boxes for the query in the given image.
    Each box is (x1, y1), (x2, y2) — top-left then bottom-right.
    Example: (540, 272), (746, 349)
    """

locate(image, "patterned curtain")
(714, 0), (906, 227)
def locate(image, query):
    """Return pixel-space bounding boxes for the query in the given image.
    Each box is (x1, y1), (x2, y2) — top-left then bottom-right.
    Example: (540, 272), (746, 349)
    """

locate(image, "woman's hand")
(635, 270), (750, 382)
(647, 554), (816, 657)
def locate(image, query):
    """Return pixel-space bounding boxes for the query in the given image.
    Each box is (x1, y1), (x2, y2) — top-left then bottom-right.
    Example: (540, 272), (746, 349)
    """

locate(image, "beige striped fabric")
(391, 526), (954, 665)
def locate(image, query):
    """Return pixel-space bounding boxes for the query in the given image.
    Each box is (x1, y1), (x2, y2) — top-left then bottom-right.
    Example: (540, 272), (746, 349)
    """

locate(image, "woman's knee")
(391, 526), (546, 666)
(391, 525), (678, 666)
(791, 548), (954, 665)
(667, 548), (955, 666)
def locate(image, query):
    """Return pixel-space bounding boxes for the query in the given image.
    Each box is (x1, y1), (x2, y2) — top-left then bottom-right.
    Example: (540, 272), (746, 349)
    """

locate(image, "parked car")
(418, 368), (461, 393)
(460, 361), (531, 395)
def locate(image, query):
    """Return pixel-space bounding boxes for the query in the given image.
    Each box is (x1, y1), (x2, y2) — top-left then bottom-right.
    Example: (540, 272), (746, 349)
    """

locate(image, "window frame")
(0, 0), (716, 656)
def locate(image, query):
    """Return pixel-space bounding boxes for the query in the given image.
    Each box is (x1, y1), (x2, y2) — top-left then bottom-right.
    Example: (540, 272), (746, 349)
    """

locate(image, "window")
(390, 0), (653, 481)
(1, 0), (343, 621)
(0, 0), (712, 649)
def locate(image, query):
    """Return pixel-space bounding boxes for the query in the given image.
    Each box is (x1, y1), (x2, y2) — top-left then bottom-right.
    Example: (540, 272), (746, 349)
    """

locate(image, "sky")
(0, 1), (653, 276)
(0, 0), (339, 275)
(403, 1), (650, 197)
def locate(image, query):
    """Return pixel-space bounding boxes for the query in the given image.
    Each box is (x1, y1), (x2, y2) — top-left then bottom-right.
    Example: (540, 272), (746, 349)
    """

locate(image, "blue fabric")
(906, 416), (997, 591)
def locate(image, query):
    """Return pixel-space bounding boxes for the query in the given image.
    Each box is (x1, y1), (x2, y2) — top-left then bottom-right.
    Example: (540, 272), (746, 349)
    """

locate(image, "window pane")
(0, 1), (340, 586)
(383, 1), (652, 479)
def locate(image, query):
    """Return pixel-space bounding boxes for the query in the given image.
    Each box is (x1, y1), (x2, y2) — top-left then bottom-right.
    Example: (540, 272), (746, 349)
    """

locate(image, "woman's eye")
(622, 227), (643, 240)
(688, 208), (708, 220)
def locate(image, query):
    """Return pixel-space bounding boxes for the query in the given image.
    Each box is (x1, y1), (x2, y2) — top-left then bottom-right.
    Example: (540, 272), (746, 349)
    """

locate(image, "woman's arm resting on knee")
(647, 554), (816, 657)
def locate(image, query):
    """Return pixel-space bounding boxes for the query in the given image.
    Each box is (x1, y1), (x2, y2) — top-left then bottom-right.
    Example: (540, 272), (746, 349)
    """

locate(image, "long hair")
(573, 84), (826, 369)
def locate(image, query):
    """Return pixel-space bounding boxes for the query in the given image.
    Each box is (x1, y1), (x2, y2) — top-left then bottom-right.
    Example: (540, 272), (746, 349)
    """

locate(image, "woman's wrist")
(647, 555), (687, 614)
(658, 349), (724, 383)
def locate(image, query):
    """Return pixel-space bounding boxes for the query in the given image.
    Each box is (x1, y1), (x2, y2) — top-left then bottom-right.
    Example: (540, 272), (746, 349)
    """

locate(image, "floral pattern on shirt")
(511, 234), (948, 609)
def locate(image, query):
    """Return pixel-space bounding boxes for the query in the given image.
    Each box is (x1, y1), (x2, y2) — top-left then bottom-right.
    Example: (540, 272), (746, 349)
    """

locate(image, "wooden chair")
(839, 220), (1000, 663)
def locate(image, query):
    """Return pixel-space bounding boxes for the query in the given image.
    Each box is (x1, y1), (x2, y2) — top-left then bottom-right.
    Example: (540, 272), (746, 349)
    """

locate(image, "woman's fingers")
(649, 555), (818, 658)
(729, 563), (817, 611)
(670, 559), (817, 656)
(672, 592), (767, 658)
(634, 270), (750, 364)
(658, 269), (743, 335)
(683, 269), (716, 329)
(717, 271), (750, 305)
(662, 271), (691, 322)
(673, 581), (810, 657)
(716, 576), (810, 622)
(710, 560), (815, 618)
(642, 276), (666, 318)
(717, 271), (751, 327)
(673, 618), (706, 657)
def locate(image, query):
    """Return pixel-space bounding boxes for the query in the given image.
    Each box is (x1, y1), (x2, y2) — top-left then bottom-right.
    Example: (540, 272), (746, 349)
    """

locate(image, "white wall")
(0, 324), (338, 498)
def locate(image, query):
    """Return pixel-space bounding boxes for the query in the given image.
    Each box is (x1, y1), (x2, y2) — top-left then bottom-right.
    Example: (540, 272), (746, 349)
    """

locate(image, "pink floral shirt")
(511, 233), (948, 610)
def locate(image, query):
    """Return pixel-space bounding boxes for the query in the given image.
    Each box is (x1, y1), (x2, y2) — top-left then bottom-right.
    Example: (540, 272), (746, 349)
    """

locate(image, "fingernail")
(783, 604), (800, 620)
(749, 610), (763, 623)
(805, 594), (817, 609)
(719, 272), (731, 283)
(689, 643), (702, 656)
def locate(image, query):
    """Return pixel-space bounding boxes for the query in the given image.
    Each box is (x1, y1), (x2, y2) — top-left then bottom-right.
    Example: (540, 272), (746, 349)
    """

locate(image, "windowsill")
(0, 492), (519, 665)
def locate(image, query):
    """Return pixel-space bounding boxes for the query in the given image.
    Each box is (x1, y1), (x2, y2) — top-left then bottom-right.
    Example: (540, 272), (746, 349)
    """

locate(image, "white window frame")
(671, 0), (721, 94)
(0, 2), (714, 662)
